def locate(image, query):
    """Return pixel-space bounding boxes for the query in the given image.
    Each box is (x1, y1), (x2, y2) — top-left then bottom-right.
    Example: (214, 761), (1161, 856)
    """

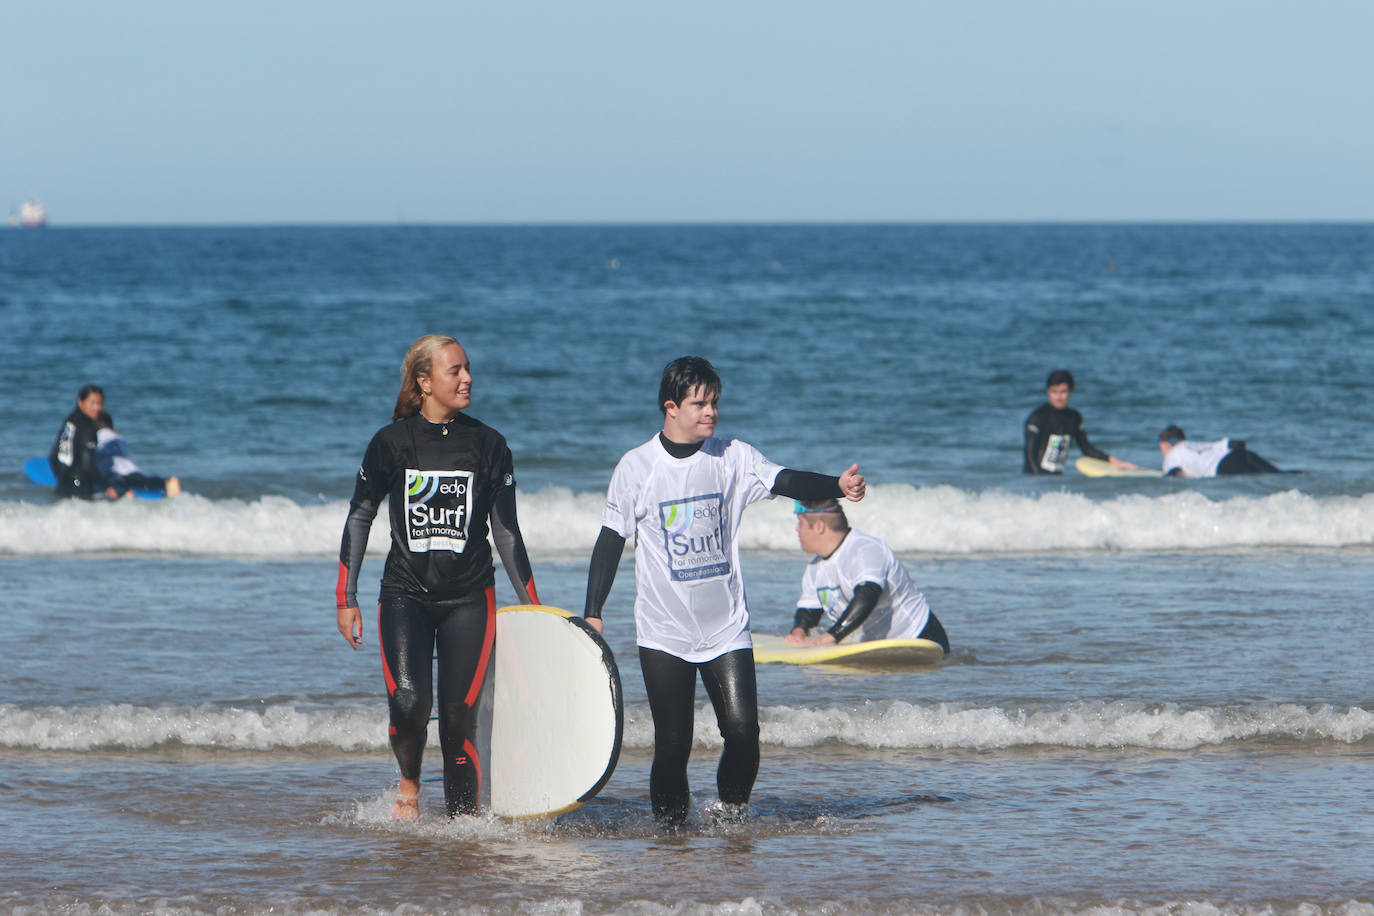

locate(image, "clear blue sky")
(5, 1), (1373, 224)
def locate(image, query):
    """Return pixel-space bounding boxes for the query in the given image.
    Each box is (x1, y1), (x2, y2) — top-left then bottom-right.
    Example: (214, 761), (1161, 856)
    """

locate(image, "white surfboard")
(475, 605), (623, 818)
(752, 633), (944, 667)
(1075, 457), (1162, 478)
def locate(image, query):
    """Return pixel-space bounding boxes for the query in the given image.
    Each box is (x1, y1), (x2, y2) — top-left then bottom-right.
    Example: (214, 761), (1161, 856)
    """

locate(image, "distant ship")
(9, 199), (48, 227)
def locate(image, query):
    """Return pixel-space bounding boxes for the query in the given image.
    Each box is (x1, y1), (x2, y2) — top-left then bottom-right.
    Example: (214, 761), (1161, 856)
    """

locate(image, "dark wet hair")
(1045, 369), (1075, 390)
(95, 411), (114, 431)
(1159, 425), (1186, 443)
(77, 384), (104, 402)
(658, 356), (721, 413)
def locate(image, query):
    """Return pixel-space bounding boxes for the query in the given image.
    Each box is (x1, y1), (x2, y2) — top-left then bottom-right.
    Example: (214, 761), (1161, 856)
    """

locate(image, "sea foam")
(2, 484), (1372, 557)
(4, 699), (1370, 753)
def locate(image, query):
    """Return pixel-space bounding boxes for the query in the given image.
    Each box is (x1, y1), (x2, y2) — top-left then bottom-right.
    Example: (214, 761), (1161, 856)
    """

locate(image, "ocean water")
(2, 224), (1373, 914)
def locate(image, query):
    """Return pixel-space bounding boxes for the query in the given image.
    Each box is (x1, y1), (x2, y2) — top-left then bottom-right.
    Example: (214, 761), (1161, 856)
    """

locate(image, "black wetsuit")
(639, 645), (758, 824)
(583, 433), (844, 826)
(48, 409), (100, 499)
(1023, 403), (1109, 475)
(1216, 443), (1282, 475)
(337, 412), (537, 816)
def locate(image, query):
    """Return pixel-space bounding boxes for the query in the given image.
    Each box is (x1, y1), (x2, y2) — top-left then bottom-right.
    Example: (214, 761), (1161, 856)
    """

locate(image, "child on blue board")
(1024, 369), (1138, 474)
(785, 498), (949, 653)
(582, 355), (866, 828)
(94, 412), (182, 498)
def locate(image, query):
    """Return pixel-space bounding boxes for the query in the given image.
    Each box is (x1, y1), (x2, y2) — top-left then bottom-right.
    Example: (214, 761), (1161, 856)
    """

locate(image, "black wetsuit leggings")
(378, 589), (494, 817)
(107, 473), (167, 496)
(918, 612), (951, 654)
(1217, 446), (1281, 475)
(638, 646), (760, 826)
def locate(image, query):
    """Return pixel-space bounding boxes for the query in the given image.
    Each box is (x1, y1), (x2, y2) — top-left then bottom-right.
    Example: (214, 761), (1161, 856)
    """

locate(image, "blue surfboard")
(24, 456), (164, 500)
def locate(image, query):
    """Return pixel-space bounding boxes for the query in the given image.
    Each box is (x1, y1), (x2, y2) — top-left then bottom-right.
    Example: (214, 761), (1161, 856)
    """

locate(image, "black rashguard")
(1023, 403), (1109, 474)
(336, 412), (537, 609)
(49, 409), (101, 499)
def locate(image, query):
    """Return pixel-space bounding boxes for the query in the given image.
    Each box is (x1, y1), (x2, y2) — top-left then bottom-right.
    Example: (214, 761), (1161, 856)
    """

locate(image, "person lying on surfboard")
(1157, 426), (1285, 476)
(785, 499), (949, 654)
(94, 412), (182, 498)
(1024, 369), (1139, 475)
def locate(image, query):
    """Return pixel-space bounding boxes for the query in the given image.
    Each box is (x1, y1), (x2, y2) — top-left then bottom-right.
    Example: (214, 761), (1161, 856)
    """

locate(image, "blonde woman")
(335, 334), (539, 819)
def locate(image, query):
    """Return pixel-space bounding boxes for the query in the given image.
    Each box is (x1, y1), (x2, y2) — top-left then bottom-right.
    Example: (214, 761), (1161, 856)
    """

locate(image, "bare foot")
(165, 477), (182, 498)
(391, 792), (420, 820)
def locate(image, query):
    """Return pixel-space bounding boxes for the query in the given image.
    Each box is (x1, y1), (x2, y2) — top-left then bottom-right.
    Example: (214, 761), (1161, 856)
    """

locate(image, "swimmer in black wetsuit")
(335, 334), (539, 820)
(1024, 369), (1138, 475)
(48, 384), (105, 499)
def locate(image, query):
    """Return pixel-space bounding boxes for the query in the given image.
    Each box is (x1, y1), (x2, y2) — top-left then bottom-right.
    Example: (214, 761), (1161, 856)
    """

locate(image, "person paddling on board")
(582, 355), (866, 829)
(48, 384), (105, 499)
(784, 498), (949, 654)
(1157, 426), (1285, 476)
(335, 334), (540, 820)
(1024, 369), (1138, 475)
(94, 412), (182, 498)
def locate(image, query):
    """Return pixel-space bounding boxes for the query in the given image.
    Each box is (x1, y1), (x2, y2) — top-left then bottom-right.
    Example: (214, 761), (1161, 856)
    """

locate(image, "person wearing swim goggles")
(788, 498), (949, 653)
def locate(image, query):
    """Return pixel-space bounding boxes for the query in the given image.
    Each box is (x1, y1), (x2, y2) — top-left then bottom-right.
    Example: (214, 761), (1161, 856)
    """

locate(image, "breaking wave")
(4, 699), (1370, 754)
(2, 484), (1373, 558)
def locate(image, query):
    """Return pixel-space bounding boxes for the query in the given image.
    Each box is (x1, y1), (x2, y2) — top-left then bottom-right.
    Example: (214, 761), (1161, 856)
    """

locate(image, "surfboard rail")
(1075, 457), (1162, 478)
(752, 633), (945, 667)
(477, 604), (624, 818)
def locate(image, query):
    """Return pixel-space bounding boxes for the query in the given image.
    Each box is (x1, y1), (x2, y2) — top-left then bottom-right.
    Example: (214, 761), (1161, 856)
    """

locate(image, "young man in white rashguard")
(785, 498), (948, 652)
(1157, 425), (1284, 477)
(582, 356), (866, 828)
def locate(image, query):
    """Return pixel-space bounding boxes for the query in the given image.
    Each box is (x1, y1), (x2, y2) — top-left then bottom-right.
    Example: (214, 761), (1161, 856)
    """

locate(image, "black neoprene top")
(336, 412), (536, 608)
(48, 409), (101, 499)
(1023, 402), (1109, 474)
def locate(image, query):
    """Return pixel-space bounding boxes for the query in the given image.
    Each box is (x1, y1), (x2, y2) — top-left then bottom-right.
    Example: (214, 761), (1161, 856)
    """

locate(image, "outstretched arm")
(771, 464), (866, 502)
(1074, 417), (1139, 470)
(583, 526), (626, 634)
(1073, 423), (1110, 463)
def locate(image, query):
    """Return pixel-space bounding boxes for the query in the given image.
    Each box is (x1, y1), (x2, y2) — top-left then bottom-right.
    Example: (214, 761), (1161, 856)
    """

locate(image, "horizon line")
(8, 217), (1374, 230)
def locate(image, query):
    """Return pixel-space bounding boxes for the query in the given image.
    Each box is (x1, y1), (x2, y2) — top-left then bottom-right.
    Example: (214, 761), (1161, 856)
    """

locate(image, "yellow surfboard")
(752, 633), (945, 667)
(1075, 457), (1162, 478)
